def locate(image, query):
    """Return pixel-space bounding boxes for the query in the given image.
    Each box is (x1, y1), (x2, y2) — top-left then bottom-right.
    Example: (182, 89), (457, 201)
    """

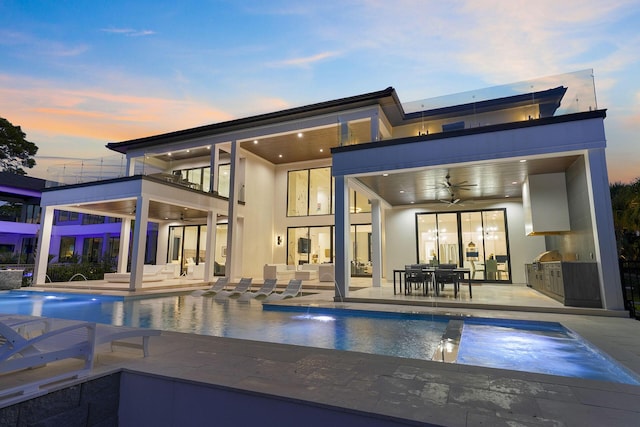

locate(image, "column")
(33, 205), (55, 285)
(211, 145), (220, 194)
(371, 198), (383, 287)
(117, 219), (132, 273)
(129, 195), (150, 290)
(334, 175), (350, 299)
(225, 140), (239, 279)
(204, 210), (216, 282)
(586, 148), (624, 310)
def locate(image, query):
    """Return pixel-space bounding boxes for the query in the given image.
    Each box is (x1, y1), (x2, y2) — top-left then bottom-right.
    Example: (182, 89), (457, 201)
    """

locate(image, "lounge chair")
(0, 316), (96, 391)
(264, 279), (303, 302)
(201, 277), (230, 295)
(94, 323), (160, 357)
(214, 278), (253, 299)
(0, 315), (160, 406)
(237, 279), (278, 301)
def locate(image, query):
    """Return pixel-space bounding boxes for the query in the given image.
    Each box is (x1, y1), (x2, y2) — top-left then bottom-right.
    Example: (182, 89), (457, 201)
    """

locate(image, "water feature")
(1, 290), (639, 385)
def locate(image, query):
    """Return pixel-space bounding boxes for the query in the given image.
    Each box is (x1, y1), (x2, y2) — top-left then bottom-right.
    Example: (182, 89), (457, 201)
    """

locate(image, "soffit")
(355, 156), (581, 206)
(239, 121), (371, 164)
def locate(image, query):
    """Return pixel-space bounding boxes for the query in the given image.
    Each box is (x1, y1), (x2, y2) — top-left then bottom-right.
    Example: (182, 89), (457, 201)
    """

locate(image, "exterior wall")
(384, 200), (545, 284)
(545, 156), (597, 261)
(239, 152), (277, 278)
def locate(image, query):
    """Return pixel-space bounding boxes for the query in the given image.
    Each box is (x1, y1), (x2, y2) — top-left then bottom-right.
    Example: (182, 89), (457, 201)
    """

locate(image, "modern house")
(32, 69), (624, 311)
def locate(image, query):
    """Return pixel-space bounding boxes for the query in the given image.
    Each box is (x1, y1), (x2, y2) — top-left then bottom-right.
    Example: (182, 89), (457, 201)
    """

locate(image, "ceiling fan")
(441, 174), (477, 194)
(439, 194), (464, 206)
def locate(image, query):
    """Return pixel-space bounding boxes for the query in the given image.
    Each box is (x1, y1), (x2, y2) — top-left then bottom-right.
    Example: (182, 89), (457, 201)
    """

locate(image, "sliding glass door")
(416, 209), (510, 282)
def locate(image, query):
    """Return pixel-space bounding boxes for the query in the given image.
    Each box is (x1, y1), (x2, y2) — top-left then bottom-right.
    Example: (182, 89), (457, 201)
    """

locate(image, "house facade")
(32, 70), (624, 310)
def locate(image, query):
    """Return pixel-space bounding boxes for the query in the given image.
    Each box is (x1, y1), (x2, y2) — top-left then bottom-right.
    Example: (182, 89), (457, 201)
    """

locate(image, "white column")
(126, 157), (136, 176)
(225, 140), (239, 280)
(211, 145), (220, 194)
(156, 224), (169, 265)
(118, 219), (132, 273)
(334, 175), (350, 299)
(586, 148), (624, 310)
(371, 199), (383, 287)
(203, 210), (216, 282)
(129, 195), (150, 290)
(33, 205), (55, 285)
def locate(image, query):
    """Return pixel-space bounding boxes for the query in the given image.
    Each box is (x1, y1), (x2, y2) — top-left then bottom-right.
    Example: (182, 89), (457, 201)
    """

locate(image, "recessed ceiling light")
(505, 195), (510, 198)
(186, 149), (190, 153)
(410, 201), (415, 204)
(253, 140), (258, 144)
(207, 146), (211, 150)
(167, 152), (172, 156)
(512, 181), (518, 185)
(400, 190), (405, 193)
(382, 173), (389, 177)
(319, 148), (323, 152)
(297, 133), (303, 138)
(279, 154), (283, 158)
(519, 159), (527, 163)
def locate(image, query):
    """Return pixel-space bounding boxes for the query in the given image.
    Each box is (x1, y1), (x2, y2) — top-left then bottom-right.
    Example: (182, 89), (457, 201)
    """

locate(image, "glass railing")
(400, 69), (597, 120)
(44, 154), (237, 200)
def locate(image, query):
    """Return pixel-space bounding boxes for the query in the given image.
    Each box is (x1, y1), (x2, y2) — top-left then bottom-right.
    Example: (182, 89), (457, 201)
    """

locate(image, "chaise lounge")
(264, 279), (303, 302)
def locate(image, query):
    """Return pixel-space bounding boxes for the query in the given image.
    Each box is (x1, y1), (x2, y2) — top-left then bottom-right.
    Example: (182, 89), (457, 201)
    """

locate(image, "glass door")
(416, 209), (510, 281)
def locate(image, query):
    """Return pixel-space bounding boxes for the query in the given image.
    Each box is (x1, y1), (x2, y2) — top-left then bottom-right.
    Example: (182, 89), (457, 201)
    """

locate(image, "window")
(287, 226), (333, 266)
(173, 166), (211, 192)
(82, 214), (105, 225)
(416, 209), (510, 281)
(59, 237), (76, 262)
(57, 210), (79, 223)
(25, 204), (40, 224)
(287, 170), (310, 216)
(82, 237), (103, 263)
(350, 190), (371, 213)
(217, 164), (230, 197)
(287, 167), (332, 217)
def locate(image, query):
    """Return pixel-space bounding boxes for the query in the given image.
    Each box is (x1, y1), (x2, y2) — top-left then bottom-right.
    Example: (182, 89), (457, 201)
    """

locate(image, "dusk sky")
(1, 1), (638, 183)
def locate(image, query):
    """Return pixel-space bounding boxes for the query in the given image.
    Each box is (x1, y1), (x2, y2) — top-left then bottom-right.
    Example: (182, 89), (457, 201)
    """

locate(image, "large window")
(168, 223), (226, 276)
(287, 167), (332, 216)
(287, 225), (372, 277)
(287, 226), (333, 266)
(416, 209), (510, 281)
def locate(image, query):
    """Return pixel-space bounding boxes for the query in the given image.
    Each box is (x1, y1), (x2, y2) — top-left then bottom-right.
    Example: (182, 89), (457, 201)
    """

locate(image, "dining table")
(393, 267), (472, 298)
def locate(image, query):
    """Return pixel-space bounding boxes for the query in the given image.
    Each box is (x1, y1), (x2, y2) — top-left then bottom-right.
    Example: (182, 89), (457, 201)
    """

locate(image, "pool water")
(2, 291), (639, 385)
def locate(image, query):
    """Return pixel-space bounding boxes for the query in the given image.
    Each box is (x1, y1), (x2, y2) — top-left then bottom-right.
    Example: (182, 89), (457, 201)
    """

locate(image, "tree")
(611, 178), (640, 260)
(0, 117), (38, 175)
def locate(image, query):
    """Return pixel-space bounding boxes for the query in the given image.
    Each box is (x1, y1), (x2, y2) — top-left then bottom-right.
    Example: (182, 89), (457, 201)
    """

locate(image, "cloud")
(0, 74), (233, 148)
(269, 51), (341, 68)
(0, 29), (88, 57)
(100, 28), (156, 37)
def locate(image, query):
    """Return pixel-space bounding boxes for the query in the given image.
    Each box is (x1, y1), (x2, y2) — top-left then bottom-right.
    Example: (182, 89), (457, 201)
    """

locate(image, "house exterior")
(32, 69), (624, 311)
(0, 172), (43, 265)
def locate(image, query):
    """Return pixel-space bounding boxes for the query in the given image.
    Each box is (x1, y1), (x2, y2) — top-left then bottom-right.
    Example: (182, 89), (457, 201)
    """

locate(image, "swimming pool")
(2, 290), (639, 385)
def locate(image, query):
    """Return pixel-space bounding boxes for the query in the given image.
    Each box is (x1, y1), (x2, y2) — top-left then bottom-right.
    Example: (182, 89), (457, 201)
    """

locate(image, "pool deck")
(3, 279), (640, 425)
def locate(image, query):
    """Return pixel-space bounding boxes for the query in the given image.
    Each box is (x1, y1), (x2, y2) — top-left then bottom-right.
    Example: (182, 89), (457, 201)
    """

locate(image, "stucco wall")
(239, 153), (276, 279)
